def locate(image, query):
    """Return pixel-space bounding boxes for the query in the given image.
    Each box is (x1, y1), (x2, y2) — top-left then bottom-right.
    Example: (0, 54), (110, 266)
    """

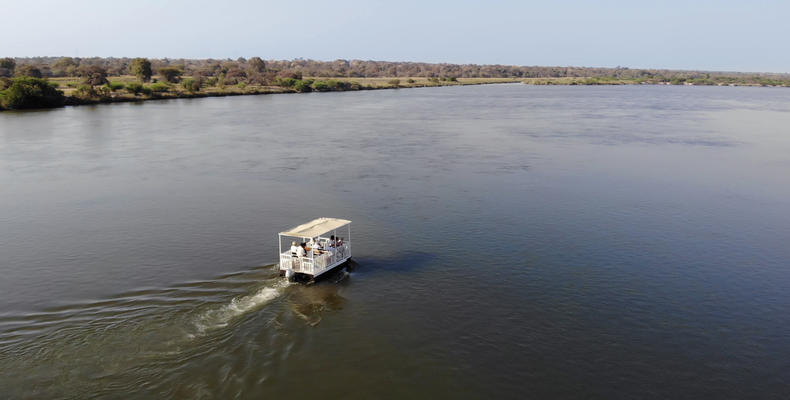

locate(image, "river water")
(1, 84), (789, 399)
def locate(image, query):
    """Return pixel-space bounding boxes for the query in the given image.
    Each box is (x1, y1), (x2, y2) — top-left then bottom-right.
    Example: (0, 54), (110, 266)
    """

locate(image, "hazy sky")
(2, 0), (788, 72)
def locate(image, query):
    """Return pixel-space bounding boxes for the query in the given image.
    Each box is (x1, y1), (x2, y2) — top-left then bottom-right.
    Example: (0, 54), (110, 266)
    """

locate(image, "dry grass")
(522, 77), (640, 85)
(307, 76), (521, 88)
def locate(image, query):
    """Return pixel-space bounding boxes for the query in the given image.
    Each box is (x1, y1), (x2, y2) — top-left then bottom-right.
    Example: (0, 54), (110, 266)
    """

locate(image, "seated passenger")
(290, 241), (299, 257)
(296, 243), (307, 258)
(329, 235), (336, 247)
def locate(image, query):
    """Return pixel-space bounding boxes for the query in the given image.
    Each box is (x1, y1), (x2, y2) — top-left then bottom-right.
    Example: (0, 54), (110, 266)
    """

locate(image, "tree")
(0, 77), (65, 109)
(14, 65), (43, 78)
(130, 58), (152, 82)
(158, 66), (183, 83)
(0, 57), (15, 77)
(80, 65), (108, 86)
(52, 57), (78, 76)
(181, 76), (202, 92)
(248, 57), (266, 73)
(223, 67), (246, 84)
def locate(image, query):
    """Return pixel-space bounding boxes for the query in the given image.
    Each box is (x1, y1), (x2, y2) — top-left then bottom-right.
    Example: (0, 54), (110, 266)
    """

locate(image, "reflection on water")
(1, 85), (790, 399)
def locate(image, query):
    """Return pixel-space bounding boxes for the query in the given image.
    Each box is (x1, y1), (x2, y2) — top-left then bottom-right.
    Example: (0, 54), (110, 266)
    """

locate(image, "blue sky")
(2, 0), (788, 73)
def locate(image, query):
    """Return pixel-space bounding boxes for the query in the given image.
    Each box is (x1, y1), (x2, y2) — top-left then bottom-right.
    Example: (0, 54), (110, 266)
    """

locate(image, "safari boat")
(278, 218), (352, 280)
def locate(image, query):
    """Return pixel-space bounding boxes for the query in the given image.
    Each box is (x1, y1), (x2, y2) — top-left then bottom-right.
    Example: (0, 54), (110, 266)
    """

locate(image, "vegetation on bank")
(0, 73), (517, 111)
(0, 77), (65, 109)
(2, 55), (790, 110)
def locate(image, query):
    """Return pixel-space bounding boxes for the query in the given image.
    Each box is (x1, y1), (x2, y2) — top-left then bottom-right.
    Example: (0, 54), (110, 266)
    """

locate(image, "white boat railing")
(280, 244), (350, 275)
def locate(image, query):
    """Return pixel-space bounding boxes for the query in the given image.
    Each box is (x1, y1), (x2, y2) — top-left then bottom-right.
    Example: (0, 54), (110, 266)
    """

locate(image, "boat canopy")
(279, 217), (351, 238)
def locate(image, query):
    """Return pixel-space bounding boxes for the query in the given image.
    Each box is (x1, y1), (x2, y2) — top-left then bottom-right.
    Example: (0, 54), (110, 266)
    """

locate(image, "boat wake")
(190, 279), (291, 335)
(0, 265), (285, 349)
(0, 263), (351, 398)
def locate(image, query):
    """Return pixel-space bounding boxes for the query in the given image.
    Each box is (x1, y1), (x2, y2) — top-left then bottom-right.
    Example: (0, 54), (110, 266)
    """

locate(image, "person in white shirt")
(296, 243), (307, 258)
(290, 241), (299, 257)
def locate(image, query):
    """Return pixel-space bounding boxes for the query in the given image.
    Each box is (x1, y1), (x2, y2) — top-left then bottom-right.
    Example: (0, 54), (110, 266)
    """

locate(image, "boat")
(278, 218), (352, 281)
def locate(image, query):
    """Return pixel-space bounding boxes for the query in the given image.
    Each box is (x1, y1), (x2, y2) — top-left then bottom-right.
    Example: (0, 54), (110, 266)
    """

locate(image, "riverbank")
(5, 73), (789, 111)
(0, 76), (521, 111)
(523, 76), (790, 87)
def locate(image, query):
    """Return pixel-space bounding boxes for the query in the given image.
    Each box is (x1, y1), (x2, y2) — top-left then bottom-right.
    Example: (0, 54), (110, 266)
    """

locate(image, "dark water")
(1, 85), (789, 399)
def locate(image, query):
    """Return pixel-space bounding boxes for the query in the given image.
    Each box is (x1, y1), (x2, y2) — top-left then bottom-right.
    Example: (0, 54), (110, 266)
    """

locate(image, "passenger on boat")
(297, 243), (307, 258)
(329, 235), (336, 247)
(321, 237), (332, 254)
(290, 241), (299, 257)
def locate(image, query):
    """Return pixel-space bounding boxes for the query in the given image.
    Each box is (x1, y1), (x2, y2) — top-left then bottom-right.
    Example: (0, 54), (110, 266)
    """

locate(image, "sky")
(1, 0), (789, 73)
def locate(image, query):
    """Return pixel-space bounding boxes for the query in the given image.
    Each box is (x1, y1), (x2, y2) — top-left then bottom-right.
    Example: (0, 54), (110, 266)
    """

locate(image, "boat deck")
(279, 244), (350, 278)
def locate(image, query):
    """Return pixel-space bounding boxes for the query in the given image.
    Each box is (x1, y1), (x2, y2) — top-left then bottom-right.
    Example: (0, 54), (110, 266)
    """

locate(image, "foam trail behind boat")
(191, 279), (290, 335)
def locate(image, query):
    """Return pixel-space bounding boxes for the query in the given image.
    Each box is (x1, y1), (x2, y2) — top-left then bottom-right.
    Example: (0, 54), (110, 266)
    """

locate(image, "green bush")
(126, 82), (144, 95)
(0, 77), (65, 109)
(148, 82), (170, 93)
(74, 85), (94, 97)
(74, 85), (110, 99)
(407, 78), (415, 84)
(312, 80), (344, 92)
(293, 79), (312, 93)
(107, 81), (125, 91)
(312, 81), (330, 92)
(276, 77), (297, 87)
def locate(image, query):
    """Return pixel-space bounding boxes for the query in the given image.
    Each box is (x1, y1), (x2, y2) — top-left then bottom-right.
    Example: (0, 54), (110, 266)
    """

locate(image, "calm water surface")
(1, 85), (789, 399)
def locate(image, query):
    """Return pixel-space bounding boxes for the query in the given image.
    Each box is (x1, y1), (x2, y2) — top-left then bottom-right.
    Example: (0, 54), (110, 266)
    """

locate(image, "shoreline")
(3, 75), (788, 112)
(0, 77), (521, 111)
(52, 78), (790, 111)
(523, 77), (790, 87)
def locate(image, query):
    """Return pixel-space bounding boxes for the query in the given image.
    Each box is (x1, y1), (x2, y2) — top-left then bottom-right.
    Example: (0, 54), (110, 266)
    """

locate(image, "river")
(1, 84), (789, 399)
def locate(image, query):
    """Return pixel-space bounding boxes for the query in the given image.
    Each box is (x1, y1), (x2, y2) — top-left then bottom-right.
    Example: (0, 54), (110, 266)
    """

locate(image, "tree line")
(5, 56), (790, 82)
